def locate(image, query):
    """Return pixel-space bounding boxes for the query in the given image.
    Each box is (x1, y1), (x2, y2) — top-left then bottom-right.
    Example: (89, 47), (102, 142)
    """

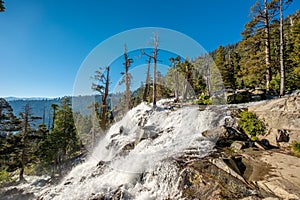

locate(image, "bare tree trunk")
(174, 69), (179, 102)
(125, 71), (130, 111)
(206, 63), (211, 96)
(182, 63), (189, 101)
(19, 148), (25, 182)
(264, 0), (272, 92)
(143, 58), (151, 102)
(101, 67), (110, 130)
(153, 35), (158, 108)
(51, 104), (58, 131)
(279, 0), (285, 96)
(19, 104), (30, 182)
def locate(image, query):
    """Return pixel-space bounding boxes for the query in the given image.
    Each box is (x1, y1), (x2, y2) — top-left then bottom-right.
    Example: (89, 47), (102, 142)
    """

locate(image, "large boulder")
(249, 94), (300, 146)
(202, 126), (249, 146)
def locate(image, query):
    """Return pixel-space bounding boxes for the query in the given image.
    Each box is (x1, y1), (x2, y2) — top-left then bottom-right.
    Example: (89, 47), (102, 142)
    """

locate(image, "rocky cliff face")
(249, 93), (300, 147)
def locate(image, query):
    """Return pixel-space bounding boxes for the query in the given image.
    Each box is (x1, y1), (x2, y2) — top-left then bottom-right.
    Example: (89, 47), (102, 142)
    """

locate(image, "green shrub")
(238, 111), (266, 137)
(0, 167), (11, 185)
(251, 135), (258, 141)
(292, 142), (300, 155)
(196, 94), (212, 105)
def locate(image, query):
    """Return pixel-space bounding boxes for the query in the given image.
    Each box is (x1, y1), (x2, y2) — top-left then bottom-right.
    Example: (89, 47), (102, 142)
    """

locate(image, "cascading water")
(39, 99), (230, 200)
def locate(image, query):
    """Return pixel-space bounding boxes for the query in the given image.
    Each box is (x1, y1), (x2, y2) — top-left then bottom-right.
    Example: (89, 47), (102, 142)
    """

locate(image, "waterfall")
(39, 99), (230, 200)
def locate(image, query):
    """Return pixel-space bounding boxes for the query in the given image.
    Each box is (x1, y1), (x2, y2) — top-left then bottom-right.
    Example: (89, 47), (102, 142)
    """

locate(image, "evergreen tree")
(51, 104), (59, 131)
(0, 0), (5, 12)
(243, 0), (280, 91)
(17, 104), (42, 181)
(238, 31), (266, 88)
(215, 46), (236, 89)
(169, 56), (181, 102)
(179, 58), (195, 100)
(52, 97), (80, 158)
(92, 66), (110, 130)
(0, 98), (20, 137)
(0, 99), (21, 175)
(0, 104), (42, 181)
(286, 10), (300, 90)
(40, 97), (80, 174)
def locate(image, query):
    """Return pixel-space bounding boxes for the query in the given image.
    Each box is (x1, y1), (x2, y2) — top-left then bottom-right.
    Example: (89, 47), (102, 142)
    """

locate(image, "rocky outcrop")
(249, 94), (300, 147)
(179, 152), (278, 200)
(225, 88), (267, 104)
(202, 125), (249, 147)
(179, 148), (300, 200)
(256, 151), (300, 199)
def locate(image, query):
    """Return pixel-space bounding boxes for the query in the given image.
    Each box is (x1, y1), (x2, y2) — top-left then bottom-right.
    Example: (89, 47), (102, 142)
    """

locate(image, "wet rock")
(116, 141), (135, 157)
(119, 126), (124, 134)
(122, 142), (135, 151)
(88, 193), (105, 200)
(135, 125), (159, 144)
(88, 187), (133, 200)
(97, 160), (108, 168)
(63, 181), (72, 185)
(31, 178), (50, 187)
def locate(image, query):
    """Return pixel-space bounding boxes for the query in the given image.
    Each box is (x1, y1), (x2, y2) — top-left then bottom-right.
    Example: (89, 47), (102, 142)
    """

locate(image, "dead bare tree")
(123, 44), (133, 112)
(141, 34), (159, 108)
(143, 57), (151, 102)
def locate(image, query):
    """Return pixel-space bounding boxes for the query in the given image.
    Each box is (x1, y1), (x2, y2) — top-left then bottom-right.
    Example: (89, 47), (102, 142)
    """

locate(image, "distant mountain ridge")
(4, 95), (104, 128)
(4, 97), (57, 101)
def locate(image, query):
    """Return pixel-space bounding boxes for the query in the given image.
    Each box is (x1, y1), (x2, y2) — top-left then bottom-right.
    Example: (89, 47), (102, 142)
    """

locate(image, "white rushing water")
(39, 99), (232, 200)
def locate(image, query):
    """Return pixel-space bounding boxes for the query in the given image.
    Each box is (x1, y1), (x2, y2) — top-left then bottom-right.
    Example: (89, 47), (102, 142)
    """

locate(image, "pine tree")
(5, 104), (42, 181)
(48, 97), (80, 173)
(0, 98), (20, 137)
(51, 104), (59, 131)
(0, 99), (21, 174)
(243, 0), (280, 91)
(179, 58), (195, 100)
(288, 10), (300, 90)
(215, 46), (236, 89)
(169, 56), (181, 102)
(238, 31), (266, 88)
(92, 67), (110, 130)
(0, 0), (5, 12)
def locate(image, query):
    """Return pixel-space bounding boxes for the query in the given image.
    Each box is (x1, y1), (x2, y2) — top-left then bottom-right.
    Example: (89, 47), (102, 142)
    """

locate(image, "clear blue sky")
(0, 0), (299, 98)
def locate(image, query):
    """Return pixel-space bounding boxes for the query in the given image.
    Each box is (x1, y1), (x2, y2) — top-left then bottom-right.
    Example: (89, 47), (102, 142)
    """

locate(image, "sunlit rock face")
(249, 93), (300, 146)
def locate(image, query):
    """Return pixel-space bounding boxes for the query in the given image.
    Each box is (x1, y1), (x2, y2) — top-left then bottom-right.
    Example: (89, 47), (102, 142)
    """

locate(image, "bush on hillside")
(238, 111), (266, 137)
